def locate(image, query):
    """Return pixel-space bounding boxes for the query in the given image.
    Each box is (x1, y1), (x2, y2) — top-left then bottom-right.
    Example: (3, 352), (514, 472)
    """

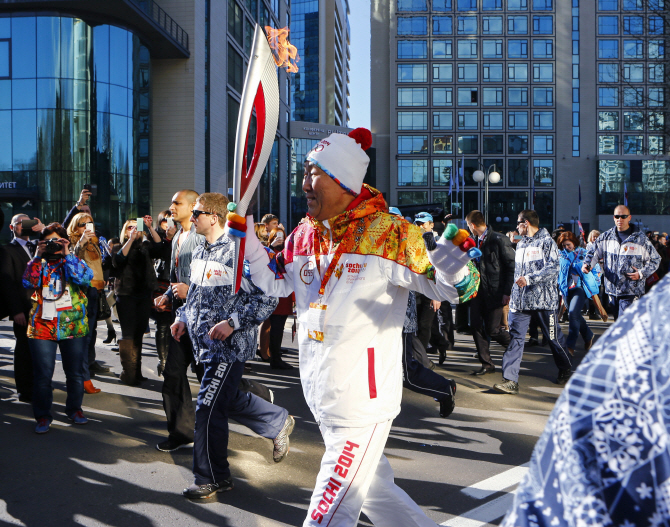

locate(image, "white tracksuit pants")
(303, 419), (437, 527)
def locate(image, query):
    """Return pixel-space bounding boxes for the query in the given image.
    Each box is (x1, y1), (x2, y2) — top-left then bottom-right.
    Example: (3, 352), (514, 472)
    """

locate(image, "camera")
(44, 240), (62, 255)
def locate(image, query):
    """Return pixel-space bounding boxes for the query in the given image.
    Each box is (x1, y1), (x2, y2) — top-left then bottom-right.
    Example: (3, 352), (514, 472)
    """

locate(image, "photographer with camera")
(112, 216), (163, 385)
(1, 214), (44, 403)
(22, 223), (94, 433)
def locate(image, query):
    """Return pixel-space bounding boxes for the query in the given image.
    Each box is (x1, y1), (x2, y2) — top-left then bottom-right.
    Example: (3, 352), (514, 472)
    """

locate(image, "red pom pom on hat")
(348, 128), (373, 151)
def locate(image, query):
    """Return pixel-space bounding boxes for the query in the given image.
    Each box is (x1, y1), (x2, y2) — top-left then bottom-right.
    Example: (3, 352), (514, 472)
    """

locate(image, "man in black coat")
(1, 214), (44, 401)
(465, 210), (515, 375)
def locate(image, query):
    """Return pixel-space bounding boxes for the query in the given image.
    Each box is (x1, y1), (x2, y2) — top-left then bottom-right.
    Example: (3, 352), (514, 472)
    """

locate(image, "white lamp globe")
(489, 171), (501, 184)
(472, 170), (485, 183)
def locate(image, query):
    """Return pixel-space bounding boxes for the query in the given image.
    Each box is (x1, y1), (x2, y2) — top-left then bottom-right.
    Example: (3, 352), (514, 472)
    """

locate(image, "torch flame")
(265, 26), (300, 73)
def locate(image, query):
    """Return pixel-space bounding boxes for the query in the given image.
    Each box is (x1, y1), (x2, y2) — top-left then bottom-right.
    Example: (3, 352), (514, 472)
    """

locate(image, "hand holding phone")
(166, 218), (174, 229)
(21, 219), (39, 231)
(85, 222), (94, 233)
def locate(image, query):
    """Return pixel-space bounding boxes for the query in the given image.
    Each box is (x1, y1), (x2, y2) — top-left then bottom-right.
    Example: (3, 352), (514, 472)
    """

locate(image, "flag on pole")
(456, 155), (462, 197)
(531, 175), (535, 210)
(624, 182), (628, 207)
(579, 180), (582, 205)
(577, 220), (585, 241)
(449, 163), (453, 196)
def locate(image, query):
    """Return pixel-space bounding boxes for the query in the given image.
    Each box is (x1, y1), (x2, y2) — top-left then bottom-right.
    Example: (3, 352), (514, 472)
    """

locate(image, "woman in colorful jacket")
(556, 231), (599, 356)
(22, 222), (94, 434)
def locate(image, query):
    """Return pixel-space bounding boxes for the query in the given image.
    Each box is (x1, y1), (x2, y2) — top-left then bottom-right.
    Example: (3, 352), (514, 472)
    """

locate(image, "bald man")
(584, 204), (660, 319)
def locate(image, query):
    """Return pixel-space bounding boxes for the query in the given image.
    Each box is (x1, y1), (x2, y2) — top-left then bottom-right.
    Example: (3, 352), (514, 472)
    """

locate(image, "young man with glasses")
(583, 204), (660, 319)
(493, 210), (572, 394)
(171, 192), (294, 499)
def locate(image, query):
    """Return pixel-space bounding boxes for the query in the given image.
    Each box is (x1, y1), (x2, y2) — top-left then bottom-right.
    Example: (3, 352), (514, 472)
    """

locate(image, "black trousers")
(416, 293), (436, 350)
(470, 295), (511, 370)
(455, 301), (470, 331)
(269, 314), (289, 365)
(116, 294), (152, 349)
(402, 332), (453, 402)
(13, 316), (32, 397)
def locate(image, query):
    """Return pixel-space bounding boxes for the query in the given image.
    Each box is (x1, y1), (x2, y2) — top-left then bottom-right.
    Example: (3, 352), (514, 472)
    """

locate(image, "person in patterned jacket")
(583, 204), (660, 319)
(501, 273), (670, 527)
(171, 192), (294, 500)
(493, 209), (572, 395)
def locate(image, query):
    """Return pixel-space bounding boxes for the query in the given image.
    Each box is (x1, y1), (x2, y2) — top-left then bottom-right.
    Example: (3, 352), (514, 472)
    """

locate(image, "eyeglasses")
(517, 219), (527, 225)
(77, 222), (88, 228)
(191, 210), (214, 219)
(614, 215), (629, 219)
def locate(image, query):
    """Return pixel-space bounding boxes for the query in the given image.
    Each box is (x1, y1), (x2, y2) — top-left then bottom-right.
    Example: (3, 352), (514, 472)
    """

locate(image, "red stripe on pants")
(367, 347), (377, 399)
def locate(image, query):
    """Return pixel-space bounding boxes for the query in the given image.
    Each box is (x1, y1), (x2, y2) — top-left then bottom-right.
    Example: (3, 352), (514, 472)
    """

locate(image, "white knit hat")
(306, 128), (372, 196)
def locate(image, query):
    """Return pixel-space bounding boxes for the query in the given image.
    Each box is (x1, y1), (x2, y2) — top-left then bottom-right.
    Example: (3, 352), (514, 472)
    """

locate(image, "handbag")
(98, 292), (112, 320)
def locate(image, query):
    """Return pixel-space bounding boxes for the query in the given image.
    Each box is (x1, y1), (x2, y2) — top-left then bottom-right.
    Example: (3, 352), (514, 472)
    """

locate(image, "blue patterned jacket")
(510, 228), (559, 312)
(584, 226), (660, 298)
(502, 274), (670, 527)
(176, 233), (278, 364)
(558, 247), (600, 300)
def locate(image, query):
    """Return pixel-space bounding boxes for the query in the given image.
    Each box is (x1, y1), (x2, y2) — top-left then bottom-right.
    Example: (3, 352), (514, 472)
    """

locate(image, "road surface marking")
(440, 492), (515, 527)
(460, 463), (528, 499)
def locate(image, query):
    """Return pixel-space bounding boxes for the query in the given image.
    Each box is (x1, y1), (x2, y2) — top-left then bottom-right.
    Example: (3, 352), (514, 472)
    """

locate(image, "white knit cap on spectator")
(306, 128), (372, 196)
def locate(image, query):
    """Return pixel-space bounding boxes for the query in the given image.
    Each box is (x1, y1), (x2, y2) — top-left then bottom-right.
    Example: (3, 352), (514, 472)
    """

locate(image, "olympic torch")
(229, 25), (298, 293)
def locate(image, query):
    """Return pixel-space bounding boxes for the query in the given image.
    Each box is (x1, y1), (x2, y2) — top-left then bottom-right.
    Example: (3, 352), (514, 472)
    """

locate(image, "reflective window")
(483, 136), (504, 155)
(483, 63), (503, 81)
(599, 136), (619, 154)
(649, 136), (665, 155)
(433, 63), (453, 82)
(533, 87), (553, 106)
(0, 110), (11, 170)
(534, 135), (553, 154)
(458, 63), (478, 82)
(457, 0), (477, 10)
(433, 40), (453, 58)
(649, 64), (664, 82)
(533, 159), (553, 186)
(0, 40), (9, 78)
(508, 16), (528, 35)
(599, 39), (618, 58)
(532, 16), (552, 35)
(508, 111), (528, 129)
(434, 0), (453, 11)
(532, 63), (553, 82)
(623, 39), (643, 58)
(398, 135), (428, 154)
(508, 135), (528, 154)
(433, 135), (453, 154)
(599, 0), (618, 8)
(622, 0), (642, 8)
(398, 111), (428, 129)
(12, 80), (36, 110)
(228, 44), (243, 92)
(623, 87), (643, 106)
(649, 88), (665, 107)
(508, 87), (528, 105)
(483, 112), (503, 130)
(598, 160), (670, 215)
(398, 17), (428, 35)
(457, 16), (477, 34)
(483, 87), (503, 105)
(458, 111), (478, 129)
(599, 63), (619, 82)
(483, 0), (503, 10)
(623, 16), (643, 35)
(12, 17), (36, 79)
(398, 87), (428, 106)
(482, 16), (503, 35)
(457, 39), (478, 58)
(649, 17), (664, 36)
(599, 87), (618, 106)
(398, 159), (428, 186)
(507, 0), (528, 9)
(623, 63), (644, 82)
(229, 0), (243, 45)
(508, 159), (528, 186)
(397, 0), (428, 11)
(598, 16), (619, 35)
(508, 39), (528, 58)
(482, 39), (503, 58)
(649, 112), (664, 131)
(649, 40), (664, 59)
(0, 80), (9, 109)
(623, 111), (644, 130)
(533, 111), (553, 130)
(458, 88), (478, 106)
(398, 191), (429, 205)
(398, 40), (428, 59)
(433, 159), (453, 185)
(36, 18), (60, 78)
(398, 63), (428, 82)
(458, 135), (478, 154)
(533, 0), (552, 9)
(623, 135), (643, 154)
(433, 87), (453, 105)
(433, 111), (453, 129)
(434, 16), (454, 35)
(508, 63), (528, 82)
(532, 39), (553, 58)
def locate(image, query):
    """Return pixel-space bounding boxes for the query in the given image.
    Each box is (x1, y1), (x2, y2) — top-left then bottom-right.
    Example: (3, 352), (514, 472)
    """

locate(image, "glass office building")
(0, 14), (150, 238)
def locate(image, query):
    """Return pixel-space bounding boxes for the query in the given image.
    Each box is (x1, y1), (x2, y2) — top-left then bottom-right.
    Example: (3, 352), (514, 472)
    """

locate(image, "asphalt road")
(0, 315), (611, 527)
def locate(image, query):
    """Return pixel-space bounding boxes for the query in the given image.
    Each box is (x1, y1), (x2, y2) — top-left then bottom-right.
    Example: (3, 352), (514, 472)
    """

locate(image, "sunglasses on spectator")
(191, 210), (214, 219)
(614, 215), (629, 219)
(517, 219), (527, 225)
(77, 222), (88, 227)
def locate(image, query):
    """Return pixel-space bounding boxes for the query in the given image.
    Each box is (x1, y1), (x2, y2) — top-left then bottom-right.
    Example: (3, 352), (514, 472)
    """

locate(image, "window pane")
(433, 159), (453, 185)
(649, 88), (665, 107)
(0, 110), (11, 170)
(622, 87), (643, 106)
(508, 16), (528, 35)
(398, 17), (428, 35)
(533, 63), (553, 82)
(433, 63), (453, 82)
(483, 63), (503, 81)
(458, 135), (478, 154)
(109, 25), (128, 86)
(508, 0), (528, 9)
(457, 39), (478, 58)
(398, 87), (428, 106)
(482, 111), (503, 129)
(398, 135), (428, 154)
(11, 17), (36, 79)
(623, 135), (643, 154)
(433, 111), (453, 129)
(508, 87), (528, 105)
(433, 87), (453, 105)
(433, 40), (453, 58)
(457, 0), (477, 10)
(483, 0), (503, 9)
(508, 39), (528, 58)
(532, 15), (553, 35)
(434, 0), (453, 11)
(483, 87), (503, 106)
(457, 63), (478, 81)
(398, 63), (428, 82)
(533, 159), (553, 186)
(483, 16), (503, 35)
(398, 40), (428, 59)
(649, 64), (664, 83)
(599, 0), (618, 8)
(37, 18), (60, 78)
(598, 136), (619, 154)
(507, 63), (528, 82)
(623, 111), (644, 130)
(623, 39), (643, 58)
(649, 112), (664, 131)
(649, 136), (664, 155)
(434, 16), (454, 35)
(508, 135), (528, 154)
(12, 109), (37, 170)
(457, 88), (478, 106)
(598, 16), (619, 35)
(483, 135), (503, 153)
(598, 63), (619, 82)
(533, 135), (553, 154)
(457, 16), (477, 34)
(623, 16), (643, 35)
(649, 40), (665, 59)
(508, 111), (528, 129)
(598, 39), (618, 58)
(533, 0), (552, 10)
(457, 111), (478, 129)
(533, 87), (553, 106)
(598, 87), (618, 106)
(228, 44), (243, 92)
(533, 111), (553, 129)
(398, 111), (428, 129)
(623, 63), (644, 82)
(599, 111), (619, 130)
(398, 159), (428, 186)
(397, 0), (428, 11)
(433, 135), (453, 154)
(482, 39), (503, 58)
(398, 191), (429, 205)
(508, 159), (528, 186)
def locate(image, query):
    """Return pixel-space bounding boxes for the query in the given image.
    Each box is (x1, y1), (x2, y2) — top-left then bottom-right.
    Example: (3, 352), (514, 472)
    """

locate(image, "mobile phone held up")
(83, 184), (98, 197)
(21, 219), (39, 231)
(136, 218), (144, 232)
(166, 218), (174, 230)
(85, 222), (95, 233)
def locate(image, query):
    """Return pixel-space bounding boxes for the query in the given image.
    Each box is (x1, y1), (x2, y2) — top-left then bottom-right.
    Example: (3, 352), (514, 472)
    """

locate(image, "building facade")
(372, 0), (670, 234)
(0, 0), (292, 241)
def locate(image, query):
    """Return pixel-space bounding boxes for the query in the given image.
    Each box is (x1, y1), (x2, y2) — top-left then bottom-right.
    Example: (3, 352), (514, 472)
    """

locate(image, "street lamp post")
(472, 163), (501, 225)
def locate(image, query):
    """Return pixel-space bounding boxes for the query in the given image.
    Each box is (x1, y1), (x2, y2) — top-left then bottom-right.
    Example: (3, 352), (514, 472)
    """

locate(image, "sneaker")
(493, 379), (519, 395)
(35, 417), (51, 434)
(556, 369), (572, 385)
(68, 411), (88, 425)
(439, 379), (457, 418)
(89, 362), (111, 374)
(273, 415), (295, 463)
(526, 338), (539, 347)
(156, 437), (194, 452)
(182, 480), (233, 499)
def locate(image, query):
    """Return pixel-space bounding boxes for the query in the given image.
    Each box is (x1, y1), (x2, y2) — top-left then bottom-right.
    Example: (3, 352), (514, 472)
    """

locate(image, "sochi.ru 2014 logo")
(334, 264), (344, 280)
(300, 261), (316, 285)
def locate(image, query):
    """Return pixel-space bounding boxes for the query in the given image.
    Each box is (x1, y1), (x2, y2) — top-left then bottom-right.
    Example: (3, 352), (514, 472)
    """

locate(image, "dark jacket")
(0, 239), (33, 317)
(474, 227), (516, 308)
(112, 238), (163, 296)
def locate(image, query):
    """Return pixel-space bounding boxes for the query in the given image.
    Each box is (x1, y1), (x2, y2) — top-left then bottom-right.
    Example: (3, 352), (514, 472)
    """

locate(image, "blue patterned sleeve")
(233, 275), (279, 329)
(64, 254), (93, 287)
(639, 238), (661, 280)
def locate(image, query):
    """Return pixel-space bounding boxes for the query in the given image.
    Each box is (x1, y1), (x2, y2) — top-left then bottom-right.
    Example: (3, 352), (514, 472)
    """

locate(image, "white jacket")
(243, 188), (478, 427)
